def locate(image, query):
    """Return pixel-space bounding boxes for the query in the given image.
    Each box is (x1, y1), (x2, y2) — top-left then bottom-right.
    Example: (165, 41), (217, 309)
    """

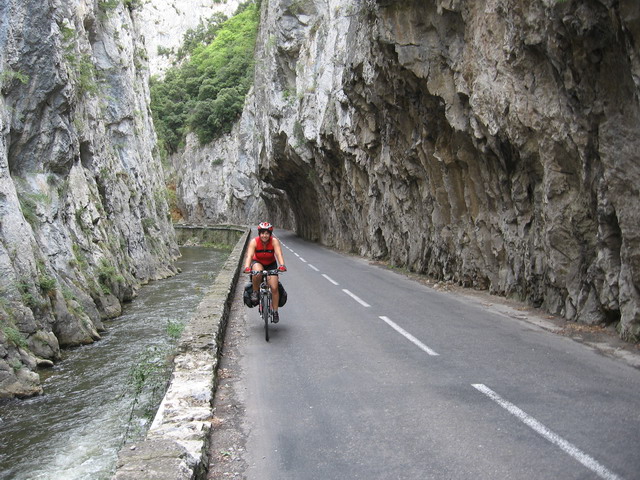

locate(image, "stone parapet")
(174, 224), (246, 247)
(114, 226), (250, 480)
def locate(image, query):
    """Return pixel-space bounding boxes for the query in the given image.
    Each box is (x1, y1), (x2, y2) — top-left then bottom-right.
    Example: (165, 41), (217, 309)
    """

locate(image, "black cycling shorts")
(251, 260), (278, 271)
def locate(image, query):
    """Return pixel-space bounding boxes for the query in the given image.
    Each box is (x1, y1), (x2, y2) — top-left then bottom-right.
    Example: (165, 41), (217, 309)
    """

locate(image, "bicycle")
(249, 269), (281, 341)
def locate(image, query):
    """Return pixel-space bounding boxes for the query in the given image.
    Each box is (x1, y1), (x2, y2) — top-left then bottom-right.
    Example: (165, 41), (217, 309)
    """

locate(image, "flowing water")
(0, 247), (228, 480)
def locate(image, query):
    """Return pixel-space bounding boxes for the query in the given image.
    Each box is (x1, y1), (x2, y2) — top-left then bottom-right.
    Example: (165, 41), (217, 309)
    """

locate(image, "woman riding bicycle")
(243, 222), (287, 322)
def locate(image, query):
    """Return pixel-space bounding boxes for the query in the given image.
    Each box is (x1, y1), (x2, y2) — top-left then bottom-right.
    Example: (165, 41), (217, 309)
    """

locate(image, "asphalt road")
(228, 231), (640, 480)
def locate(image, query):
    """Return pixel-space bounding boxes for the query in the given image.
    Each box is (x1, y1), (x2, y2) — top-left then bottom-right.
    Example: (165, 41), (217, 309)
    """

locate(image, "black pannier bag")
(244, 281), (287, 307)
(278, 281), (288, 307)
(243, 283), (255, 307)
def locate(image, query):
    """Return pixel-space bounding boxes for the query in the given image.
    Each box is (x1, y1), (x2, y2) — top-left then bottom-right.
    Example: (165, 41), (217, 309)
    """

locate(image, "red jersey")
(252, 236), (276, 265)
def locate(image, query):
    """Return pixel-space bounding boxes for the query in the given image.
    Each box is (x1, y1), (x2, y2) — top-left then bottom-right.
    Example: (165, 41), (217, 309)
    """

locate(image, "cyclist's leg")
(267, 274), (279, 312)
(250, 260), (263, 292)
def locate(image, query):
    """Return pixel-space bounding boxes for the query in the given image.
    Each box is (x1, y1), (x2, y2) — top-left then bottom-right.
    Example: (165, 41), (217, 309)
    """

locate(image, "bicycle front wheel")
(262, 294), (270, 342)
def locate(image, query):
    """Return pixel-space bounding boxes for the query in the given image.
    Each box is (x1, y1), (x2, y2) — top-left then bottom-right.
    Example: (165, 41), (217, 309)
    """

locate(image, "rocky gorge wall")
(176, 0), (640, 341)
(0, 0), (179, 398)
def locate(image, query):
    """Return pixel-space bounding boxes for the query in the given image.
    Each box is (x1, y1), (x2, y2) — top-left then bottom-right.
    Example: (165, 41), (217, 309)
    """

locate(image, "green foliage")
(38, 275), (57, 297)
(19, 198), (38, 226)
(166, 319), (185, 340)
(157, 45), (173, 57)
(201, 241), (233, 251)
(98, 0), (120, 10)
(128, 346), (169, 398)
(16, 279), (36, 308)
(97, 258), (118, 293)
(2, 326), (28, 349)
(142, 217), (156, 232)
(122, 345), (171, 442)
(64, 52), (99, 96)
(72, 244), (89, 270)
(0, 69), (29, 90)
(150, 2), (260, 154)
(176, 13), (228, 61)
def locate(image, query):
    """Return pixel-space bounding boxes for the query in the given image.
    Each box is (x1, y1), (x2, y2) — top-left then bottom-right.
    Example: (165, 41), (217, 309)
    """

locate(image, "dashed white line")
(379, 316), (439, 356)
(322, 274), (339, 285)
(342, 289), (371, 307)
(472, 384), (623, 480)
(299, 258), (307, 263)
(308, 264), (320, 272)
(294, 253), (300, 257)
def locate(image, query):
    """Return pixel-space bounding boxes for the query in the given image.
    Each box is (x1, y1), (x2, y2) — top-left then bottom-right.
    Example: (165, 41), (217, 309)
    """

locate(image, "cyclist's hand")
(244, 267), (251, 274)
(278, 265), (287, 272)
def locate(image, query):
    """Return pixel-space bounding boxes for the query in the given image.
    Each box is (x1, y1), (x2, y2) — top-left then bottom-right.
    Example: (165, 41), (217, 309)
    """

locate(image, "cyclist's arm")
(243, 238), (256, 270)
(272, 237), (286, 267)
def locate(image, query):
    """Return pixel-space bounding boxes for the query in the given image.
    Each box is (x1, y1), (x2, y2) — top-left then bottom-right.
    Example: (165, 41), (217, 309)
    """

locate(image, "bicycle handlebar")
(247, 269), (282, 276)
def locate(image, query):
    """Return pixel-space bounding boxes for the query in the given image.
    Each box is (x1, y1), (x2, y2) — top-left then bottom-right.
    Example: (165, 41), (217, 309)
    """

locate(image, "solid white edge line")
(322, 274), (339, 285)
(342, 289), (371, 307)
(472, 384), (623, 480)
(308, 264), (319, 272)
(379, 316), (439, 356)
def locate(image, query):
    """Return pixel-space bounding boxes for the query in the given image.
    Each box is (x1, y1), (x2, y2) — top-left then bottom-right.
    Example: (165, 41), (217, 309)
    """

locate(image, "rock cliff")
(176, 0), (640, 341)
(0, 0), (178, 398)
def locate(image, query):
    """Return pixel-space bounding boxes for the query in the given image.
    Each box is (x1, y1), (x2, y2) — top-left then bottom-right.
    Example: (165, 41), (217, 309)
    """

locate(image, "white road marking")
(379, 316), (439, 356)
(342, 289), (371, 307)
(294, 253), (300, 257)
(308, 264), (319, 271)
(322, 274), (339, 285)
(472, 384), (623, 480)
(299, 258), (307, 263)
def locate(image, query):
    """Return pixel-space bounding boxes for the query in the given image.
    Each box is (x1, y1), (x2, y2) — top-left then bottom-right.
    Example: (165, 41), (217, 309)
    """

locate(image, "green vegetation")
(98, 0), (144, 11)
(0, 69), (29, 91)
(38, 275), (57, 297)
(150, 1), (260, 156)
(201, 241), (233, 251)
(167, 319), (185, 339)
(97, 258), (124, 294)
(2, 326), (28, 349)
(72, 244), (89, 270)
(18, 191), (50, 227)
(122, 345), (172, 442)
(123, 317), (185, 442)
(142, 217), (156, 232)
(60, 22), (99, 97)
(17, 279), (39, 309)
(98, 0), (120, 10)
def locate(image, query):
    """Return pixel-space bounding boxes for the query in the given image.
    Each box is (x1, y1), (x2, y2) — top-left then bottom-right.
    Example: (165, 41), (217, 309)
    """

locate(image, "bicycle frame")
(250, 269), (280, 341)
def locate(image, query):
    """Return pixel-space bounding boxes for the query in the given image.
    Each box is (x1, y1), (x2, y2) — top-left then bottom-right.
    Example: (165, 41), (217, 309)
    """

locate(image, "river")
(0, 247), (228, 480)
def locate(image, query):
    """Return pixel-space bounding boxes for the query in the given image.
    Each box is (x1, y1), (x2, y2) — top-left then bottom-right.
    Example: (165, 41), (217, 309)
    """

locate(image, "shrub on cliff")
(150, 1), (259, 155)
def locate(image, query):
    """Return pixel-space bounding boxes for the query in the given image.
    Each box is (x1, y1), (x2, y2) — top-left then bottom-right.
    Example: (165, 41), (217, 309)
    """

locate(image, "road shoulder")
(207, 282), (250, 479)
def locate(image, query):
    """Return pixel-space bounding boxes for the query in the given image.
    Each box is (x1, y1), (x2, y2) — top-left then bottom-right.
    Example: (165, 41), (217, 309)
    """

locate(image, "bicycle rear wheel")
(261, 294), (270, 342)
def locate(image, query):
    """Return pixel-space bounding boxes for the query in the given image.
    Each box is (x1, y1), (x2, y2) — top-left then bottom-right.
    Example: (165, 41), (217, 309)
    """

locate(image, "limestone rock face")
(171, 106), (291, 227)
(179, 0), (640, 341)
(0, 0), (179, 397)
(139, 0), (241, 77)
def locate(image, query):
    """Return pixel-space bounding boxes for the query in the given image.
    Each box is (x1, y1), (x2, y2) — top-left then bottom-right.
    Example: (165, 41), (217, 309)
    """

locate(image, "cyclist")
(243, 222), (287, 322)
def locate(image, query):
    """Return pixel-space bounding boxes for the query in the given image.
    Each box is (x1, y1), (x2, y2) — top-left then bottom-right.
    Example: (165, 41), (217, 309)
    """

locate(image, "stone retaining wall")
(174, 224), (246, 247)
(114, 226), (250, 480)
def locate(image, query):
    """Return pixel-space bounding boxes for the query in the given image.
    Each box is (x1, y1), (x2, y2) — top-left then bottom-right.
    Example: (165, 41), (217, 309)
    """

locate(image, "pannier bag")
(243, 281), (288, 307)
(278, 281), (288, 307)
(243, 283), (255, 308)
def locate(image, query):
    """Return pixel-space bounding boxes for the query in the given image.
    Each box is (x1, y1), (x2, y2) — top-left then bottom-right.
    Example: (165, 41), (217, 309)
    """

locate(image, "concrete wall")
(114, 226), (250, 480)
